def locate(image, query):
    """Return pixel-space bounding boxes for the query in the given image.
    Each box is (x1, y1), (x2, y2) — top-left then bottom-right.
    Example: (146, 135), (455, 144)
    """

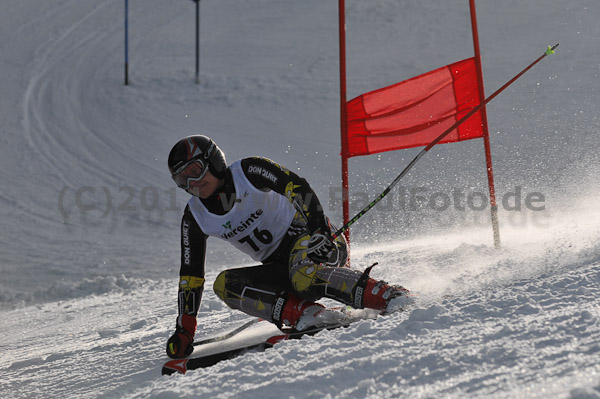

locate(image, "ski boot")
(278, 294), (347, 332)
(355, 263), (414, 313)
(363, 279), (414, 314)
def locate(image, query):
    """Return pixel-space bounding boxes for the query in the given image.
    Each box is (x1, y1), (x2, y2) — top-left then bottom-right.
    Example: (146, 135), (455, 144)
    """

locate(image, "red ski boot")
(353, 263), (414, 313)
(276, 294), (346, 331)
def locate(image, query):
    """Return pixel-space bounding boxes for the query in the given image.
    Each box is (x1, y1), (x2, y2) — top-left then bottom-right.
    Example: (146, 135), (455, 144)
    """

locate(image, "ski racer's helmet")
(168, 135), (227, 189)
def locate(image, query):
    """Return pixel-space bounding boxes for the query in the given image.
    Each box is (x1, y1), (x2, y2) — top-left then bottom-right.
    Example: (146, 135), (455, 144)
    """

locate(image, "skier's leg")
(288, 234), (411, 312)
(213, 263), (325, 327)
(213, 263), (286, 321)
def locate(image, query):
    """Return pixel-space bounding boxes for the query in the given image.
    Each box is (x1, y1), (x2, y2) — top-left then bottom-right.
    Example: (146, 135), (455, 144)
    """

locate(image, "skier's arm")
(166, 205), (207, 359)
(178, 205), (207, 317)
(240, 157), (330, 235)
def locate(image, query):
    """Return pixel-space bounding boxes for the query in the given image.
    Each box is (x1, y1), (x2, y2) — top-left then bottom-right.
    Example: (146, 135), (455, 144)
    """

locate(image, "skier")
(166, 135), (412, 359)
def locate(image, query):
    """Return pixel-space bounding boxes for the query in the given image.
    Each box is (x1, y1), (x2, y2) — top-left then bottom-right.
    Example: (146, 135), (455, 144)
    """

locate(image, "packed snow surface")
(1, 0), (599, 398)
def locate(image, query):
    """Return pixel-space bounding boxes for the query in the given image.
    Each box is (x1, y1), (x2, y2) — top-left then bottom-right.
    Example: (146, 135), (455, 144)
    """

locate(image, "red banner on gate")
(345, 57), (484, 157)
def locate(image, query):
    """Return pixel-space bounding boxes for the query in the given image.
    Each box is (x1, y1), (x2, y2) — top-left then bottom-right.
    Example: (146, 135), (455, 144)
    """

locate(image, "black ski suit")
(175, 157), (369, 327)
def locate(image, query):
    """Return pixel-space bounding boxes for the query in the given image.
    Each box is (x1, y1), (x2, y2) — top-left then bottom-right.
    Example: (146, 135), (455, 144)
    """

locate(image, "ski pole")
(192, 319), (259, 347)
(332, 44), (559, 239)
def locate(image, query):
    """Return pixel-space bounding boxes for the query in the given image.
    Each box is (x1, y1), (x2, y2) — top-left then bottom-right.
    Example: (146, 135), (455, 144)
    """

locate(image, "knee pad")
(213, 270), (227, 300)
(290, 262), (320, 293)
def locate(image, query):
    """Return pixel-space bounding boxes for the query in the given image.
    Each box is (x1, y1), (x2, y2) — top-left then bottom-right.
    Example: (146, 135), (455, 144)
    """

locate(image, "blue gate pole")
(124, 0), (129, 85)
(195, 0), (200, 84)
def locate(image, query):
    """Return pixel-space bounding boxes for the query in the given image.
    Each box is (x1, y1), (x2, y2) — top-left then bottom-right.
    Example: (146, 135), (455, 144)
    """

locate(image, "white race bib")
(188, 161), (296, 261)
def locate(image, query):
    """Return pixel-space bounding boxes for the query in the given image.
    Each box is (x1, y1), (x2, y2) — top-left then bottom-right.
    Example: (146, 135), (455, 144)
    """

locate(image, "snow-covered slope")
(1, 0), (599, 398)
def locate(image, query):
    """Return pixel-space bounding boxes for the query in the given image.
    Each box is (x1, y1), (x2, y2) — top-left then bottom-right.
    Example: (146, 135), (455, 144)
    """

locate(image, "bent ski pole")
(193, 319), (259, 347)
(332, 44), (559, 239)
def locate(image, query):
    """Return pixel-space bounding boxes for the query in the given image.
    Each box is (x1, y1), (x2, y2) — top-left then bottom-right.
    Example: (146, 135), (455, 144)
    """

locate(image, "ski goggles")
(171, 158), (209, 190)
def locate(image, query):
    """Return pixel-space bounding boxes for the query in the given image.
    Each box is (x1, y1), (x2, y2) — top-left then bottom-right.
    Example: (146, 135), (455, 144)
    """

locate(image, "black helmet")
(168, 135), (227, 180)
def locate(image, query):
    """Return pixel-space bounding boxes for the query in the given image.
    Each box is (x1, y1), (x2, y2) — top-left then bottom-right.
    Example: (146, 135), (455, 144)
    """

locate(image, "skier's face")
(186, 170), (223, 199)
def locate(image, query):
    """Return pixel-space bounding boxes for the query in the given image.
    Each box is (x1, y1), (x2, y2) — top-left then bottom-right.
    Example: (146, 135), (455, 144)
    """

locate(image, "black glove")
(166, 314), (196, 359)
(307, 231), (335, 264)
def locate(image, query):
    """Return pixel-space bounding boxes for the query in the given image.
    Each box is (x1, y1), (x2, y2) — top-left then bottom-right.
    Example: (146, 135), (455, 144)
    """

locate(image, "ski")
(161, 322), (350, 375)
(162, 303), (411, 375)
(162, 341), (269, 375)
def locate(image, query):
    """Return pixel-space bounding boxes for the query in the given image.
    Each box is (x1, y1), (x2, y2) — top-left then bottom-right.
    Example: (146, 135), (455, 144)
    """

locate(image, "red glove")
(166, 314), (197, 359)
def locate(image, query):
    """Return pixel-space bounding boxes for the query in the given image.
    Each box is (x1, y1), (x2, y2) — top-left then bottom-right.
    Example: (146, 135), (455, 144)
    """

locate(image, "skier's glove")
(307, 231), (336, 264)
(166, 314), (197, 359)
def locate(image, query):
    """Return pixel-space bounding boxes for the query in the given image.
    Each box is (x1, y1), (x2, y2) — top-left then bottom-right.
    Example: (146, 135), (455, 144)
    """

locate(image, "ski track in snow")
(1, 0), (600, 398)
(2, 254), (599, 399)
